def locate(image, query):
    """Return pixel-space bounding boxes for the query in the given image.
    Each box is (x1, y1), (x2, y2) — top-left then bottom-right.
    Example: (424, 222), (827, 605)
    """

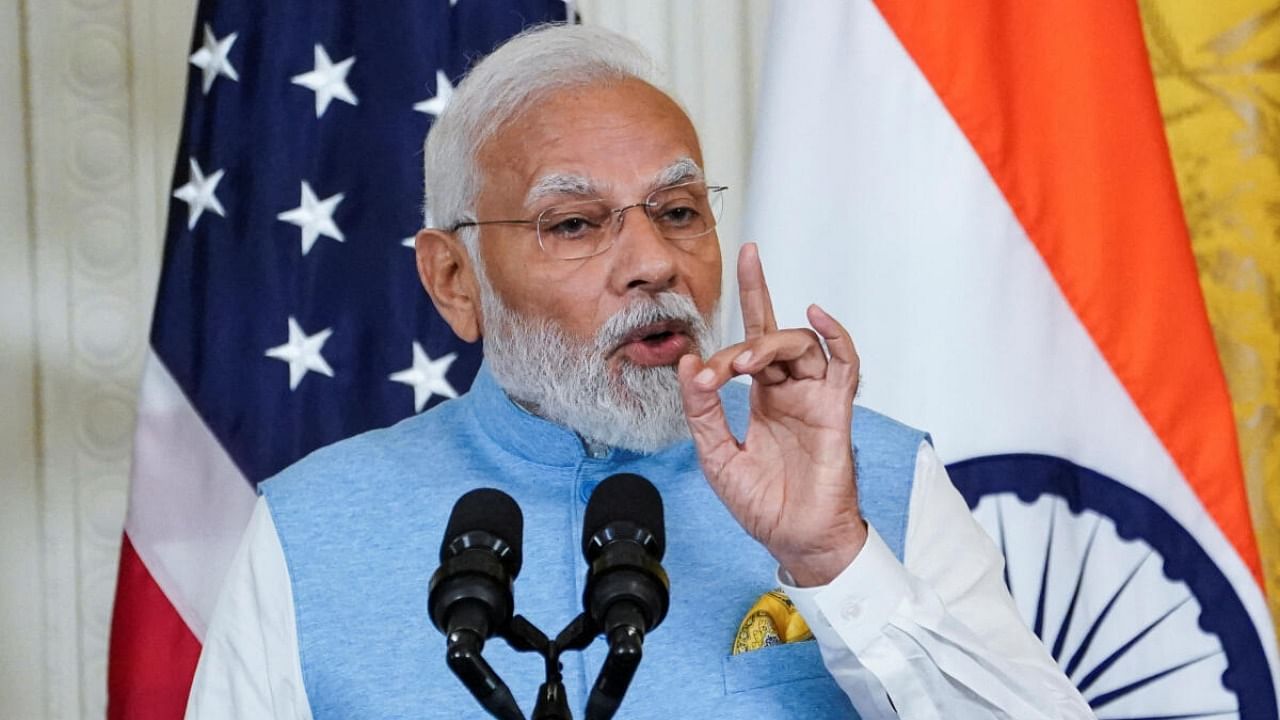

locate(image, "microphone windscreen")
(582, 473), (665, 560)
(441, 487), (524, 575)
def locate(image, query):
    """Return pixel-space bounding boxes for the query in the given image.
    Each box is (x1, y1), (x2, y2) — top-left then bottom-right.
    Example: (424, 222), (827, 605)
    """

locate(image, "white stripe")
(745, 0), (1279, 691)
(125, 350), (258, 641)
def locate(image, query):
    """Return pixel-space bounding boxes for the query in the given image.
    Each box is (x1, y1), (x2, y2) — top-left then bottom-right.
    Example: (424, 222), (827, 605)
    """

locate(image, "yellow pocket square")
(732, 589), (813, 655)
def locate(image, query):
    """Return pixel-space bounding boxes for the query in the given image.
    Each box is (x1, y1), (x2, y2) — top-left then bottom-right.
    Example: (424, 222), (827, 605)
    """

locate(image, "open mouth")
(614, 320), (694, 366)
(620, 320), (686, 346)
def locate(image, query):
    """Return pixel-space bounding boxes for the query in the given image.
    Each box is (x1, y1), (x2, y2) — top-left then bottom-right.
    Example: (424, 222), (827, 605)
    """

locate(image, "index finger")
(738, 242), (778, 339)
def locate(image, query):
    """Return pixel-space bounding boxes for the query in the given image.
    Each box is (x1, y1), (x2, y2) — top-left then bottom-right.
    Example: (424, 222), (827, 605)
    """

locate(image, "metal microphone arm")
(503, 615), (574, 720)
(445, 623), (525, 720)
(583, 602), (646, 720)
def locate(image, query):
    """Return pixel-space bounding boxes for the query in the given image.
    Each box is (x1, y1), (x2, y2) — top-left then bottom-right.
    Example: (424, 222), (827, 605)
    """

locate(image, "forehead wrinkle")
(524, 173), (600, 207)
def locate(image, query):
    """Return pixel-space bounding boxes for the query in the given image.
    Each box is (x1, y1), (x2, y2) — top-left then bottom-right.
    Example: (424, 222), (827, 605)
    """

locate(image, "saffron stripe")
(870, 0), (1260, 580)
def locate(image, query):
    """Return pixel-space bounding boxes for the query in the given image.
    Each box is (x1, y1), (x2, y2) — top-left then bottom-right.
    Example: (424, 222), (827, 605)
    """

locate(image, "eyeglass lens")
(535, 182), (724, 260)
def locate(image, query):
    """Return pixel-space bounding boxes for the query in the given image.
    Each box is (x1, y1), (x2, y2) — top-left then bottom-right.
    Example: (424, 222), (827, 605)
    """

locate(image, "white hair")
(421, 24), (722, 452)
(476, 254), (720, 452)
(423, 23), (665, 247)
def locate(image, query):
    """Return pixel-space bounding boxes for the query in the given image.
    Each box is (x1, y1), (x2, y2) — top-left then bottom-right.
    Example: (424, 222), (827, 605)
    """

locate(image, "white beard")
(476, 266), (720, 453)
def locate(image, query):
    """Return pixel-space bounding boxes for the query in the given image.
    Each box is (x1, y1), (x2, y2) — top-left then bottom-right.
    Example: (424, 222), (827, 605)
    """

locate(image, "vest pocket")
(720, 640), (829, 694)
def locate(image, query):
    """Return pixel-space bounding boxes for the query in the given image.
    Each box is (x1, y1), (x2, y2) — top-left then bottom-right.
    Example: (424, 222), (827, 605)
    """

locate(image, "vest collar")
(464, 362), (652, 467)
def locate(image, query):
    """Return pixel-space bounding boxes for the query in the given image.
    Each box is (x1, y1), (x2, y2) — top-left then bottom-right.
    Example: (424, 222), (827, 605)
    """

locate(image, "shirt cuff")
(780, 524), (913, 655)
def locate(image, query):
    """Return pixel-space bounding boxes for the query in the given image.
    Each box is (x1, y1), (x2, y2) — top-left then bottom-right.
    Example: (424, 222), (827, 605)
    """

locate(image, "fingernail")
(734, 350), (753, 369)
(695, 368), (715, 386)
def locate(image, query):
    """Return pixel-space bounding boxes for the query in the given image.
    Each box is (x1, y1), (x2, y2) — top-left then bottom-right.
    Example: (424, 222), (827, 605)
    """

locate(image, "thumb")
(677, 354), (740, 474)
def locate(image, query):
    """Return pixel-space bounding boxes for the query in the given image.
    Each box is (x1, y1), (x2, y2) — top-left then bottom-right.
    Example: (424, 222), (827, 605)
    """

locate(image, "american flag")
(107, 2), (570, 716)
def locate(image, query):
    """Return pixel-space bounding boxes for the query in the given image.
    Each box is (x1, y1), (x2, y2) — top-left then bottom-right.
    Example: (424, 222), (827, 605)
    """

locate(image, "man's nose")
(610, 204), (679, 293)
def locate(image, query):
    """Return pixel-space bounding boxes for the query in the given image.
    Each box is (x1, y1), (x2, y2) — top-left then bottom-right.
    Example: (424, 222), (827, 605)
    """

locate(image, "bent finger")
(695, 341), (753, 390)
(807, 304), (860, 388)
(731, 329), (828, 384)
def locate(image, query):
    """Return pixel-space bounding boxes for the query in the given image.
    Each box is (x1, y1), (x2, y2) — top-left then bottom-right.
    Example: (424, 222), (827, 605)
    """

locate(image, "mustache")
(595, 292), (712, 355)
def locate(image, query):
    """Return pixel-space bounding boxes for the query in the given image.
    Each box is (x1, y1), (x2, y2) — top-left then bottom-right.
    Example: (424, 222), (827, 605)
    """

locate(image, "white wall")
(0, 1), (769, 716)
(578, 0), (773, 298)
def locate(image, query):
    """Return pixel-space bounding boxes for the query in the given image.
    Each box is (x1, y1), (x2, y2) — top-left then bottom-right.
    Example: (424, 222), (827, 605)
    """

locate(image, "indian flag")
(746, 1), (1280, 716)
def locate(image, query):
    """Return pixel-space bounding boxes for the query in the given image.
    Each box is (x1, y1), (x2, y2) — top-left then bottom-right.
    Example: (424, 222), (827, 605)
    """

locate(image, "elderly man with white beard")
(186, 23), (1092, 720)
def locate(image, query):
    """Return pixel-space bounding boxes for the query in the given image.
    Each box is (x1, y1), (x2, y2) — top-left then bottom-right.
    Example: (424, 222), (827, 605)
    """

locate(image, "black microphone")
(580, 473), (670, 720)
(429, 488), (525, 720)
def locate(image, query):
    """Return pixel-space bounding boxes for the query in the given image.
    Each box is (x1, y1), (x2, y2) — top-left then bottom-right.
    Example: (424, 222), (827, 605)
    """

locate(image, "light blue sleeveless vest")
(262, 364), (926, 718)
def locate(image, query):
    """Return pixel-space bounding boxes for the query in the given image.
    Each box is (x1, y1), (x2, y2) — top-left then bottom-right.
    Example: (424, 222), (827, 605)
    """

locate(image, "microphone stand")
(502, 615), (572, 720)
(498, 611), (642, 720)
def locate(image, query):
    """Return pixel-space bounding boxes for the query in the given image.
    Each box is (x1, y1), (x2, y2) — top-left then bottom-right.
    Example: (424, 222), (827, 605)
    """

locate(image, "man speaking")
(186, 23), (1092, 718)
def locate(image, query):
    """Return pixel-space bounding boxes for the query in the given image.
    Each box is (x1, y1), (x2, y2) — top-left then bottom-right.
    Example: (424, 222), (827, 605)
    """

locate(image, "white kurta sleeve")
(185, 496), (313, 720)
(784, 441), (1093, 719)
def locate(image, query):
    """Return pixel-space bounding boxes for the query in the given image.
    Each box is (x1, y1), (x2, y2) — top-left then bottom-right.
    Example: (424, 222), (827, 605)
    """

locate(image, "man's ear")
(415, 228), (482, 342)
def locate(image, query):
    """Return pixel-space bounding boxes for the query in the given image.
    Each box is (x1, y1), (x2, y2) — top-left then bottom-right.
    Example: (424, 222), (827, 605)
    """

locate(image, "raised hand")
(676, 243), (866, 587)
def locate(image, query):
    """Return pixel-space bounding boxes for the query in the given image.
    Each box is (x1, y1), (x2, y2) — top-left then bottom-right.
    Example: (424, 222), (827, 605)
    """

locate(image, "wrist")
(777, 519), (869, 588)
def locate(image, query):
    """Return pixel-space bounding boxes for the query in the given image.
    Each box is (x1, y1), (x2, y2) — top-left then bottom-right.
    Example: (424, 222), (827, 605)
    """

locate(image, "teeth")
(621, 322), (683, 347)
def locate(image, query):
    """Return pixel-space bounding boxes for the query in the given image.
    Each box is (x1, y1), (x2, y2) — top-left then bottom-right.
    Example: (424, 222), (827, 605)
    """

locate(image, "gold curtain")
(1140, 0), (1280, 641)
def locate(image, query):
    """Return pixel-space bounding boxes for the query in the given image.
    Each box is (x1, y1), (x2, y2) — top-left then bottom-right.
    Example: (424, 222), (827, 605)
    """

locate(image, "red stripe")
(872, 0), (1261, 580)
(108, 534), (202, 720)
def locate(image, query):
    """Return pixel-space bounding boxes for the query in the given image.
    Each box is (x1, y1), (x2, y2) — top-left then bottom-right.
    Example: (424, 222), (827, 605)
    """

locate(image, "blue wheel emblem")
(948, 454), (1276, 719)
